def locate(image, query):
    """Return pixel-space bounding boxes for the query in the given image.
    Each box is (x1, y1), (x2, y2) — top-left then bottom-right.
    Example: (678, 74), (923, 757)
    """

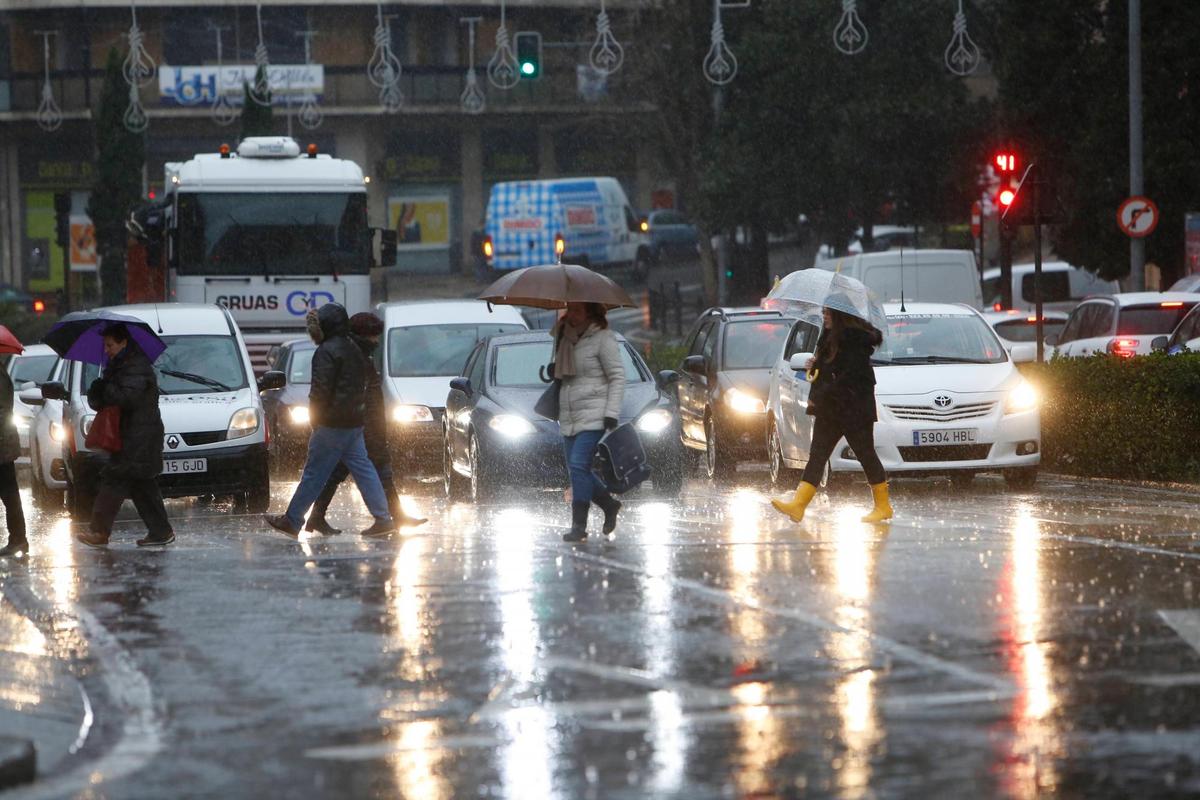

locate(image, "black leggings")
(801, 416), (887, 486)
(0, 462), (26, 542)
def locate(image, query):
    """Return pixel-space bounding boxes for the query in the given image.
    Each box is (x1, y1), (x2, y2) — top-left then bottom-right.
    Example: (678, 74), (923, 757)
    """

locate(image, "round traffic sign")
(1117, 196), (1159, 238)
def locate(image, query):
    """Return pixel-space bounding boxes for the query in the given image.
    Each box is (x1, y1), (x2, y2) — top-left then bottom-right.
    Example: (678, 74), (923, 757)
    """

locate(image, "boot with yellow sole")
(861, 482), (893, 523)
(771, 481), (818, 523)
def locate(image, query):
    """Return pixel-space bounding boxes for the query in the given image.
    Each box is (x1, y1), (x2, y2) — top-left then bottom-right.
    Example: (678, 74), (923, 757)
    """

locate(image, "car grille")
(182, 431), (228, 446)
(885, 401), (996, 422)
(899, 444), (992, 463)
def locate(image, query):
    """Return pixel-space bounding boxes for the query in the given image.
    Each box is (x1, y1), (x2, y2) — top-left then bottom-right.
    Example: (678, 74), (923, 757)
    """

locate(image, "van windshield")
(82, 336), (248, 395)
(388, 324), (527, 378)
(863, 260), (980, 306)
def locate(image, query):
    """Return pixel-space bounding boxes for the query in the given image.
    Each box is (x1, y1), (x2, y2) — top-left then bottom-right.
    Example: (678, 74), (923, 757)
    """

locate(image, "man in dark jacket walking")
(304, 312), (425, 534)
(265, 303), (395, 539)
(75, 323), (174, 547)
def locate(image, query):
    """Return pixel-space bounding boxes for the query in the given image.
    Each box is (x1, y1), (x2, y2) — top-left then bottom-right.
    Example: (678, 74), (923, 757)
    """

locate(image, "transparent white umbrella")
(762, 268), (888, 334)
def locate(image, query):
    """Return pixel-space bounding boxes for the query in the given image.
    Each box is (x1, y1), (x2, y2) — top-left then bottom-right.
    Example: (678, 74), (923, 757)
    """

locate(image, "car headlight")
(12, 413), (29, 431)
(81, 414), (95, 437)
(393, 404), (434, 424)
(636, 408), (673, 434)
(227, 407), (260, 439)
(287, 405), (310, 425)
(1005, 380), (1039, 414)
(50, 421), (67, 442)
(489, 414), (535, 438)
(725, 388), (766, 414)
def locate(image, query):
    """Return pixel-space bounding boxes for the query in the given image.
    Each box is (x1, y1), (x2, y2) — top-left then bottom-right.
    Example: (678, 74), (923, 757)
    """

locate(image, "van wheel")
(632, 249), (652, 283)
(245, 479), (271, 513)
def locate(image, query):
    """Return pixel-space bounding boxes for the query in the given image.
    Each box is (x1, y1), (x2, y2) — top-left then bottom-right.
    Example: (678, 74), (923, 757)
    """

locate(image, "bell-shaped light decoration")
(123, 82), (149, 133)
(487, 0), (520, 91)
(367, 3), (403, 90)
(249, 4), (272, 106)
(460, 18), (486, 114)
(35, 33), (62, 133)
(702, 5), (737, 86)
(122, 4), (156, 88)
(944, 0), (981, 76)
(588, 0), (624, 76)
(833, 0), (869, 56)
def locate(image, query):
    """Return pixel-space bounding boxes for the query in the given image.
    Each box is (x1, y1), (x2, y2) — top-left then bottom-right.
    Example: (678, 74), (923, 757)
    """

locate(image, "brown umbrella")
(478, 263), (635, 310)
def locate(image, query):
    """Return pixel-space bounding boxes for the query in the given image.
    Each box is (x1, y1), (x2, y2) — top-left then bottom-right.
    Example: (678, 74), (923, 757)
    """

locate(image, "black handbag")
(534, 378), (561, 420)
(591, 423), (652, 494)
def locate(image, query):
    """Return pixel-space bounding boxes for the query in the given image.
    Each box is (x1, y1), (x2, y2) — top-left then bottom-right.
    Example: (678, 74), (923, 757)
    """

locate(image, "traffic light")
(998, 188), (1016, 211)
(32, 299), (45, 316)
(53, 192), (71, 250)
(515, 31), (542, 80)
(994, 152), (1018, 175)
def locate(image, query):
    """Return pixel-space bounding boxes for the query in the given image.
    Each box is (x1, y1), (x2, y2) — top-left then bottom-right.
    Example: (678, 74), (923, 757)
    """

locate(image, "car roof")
(981, 310), (1069, 323)
(12, 343), (57, 358)
(884, 302), (979, 317)
(94, 303), (236, 336)
(486, 330), (630, 347)
(1080, 292), (1200, 307)
(377, 300), (527, 327)
(281, 338), (314, 350)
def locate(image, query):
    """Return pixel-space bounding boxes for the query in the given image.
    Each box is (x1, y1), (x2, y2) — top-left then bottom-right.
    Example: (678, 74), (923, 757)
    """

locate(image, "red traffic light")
(32, 299), (45, 315)
(994, 153), (1017, 174)
(998, 188), (1016, 208)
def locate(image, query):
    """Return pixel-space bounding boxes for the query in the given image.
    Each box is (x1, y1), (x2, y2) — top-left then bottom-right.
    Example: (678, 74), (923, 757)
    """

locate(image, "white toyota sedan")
(766, 303), (1041, 489)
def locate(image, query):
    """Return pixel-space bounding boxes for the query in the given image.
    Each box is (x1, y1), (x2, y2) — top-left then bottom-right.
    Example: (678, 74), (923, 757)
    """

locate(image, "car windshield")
(176, 192), (370, 277)
(82, 335), (248, 395)
(993, 319), (1067, 343)
(722, 320), (791, 369)
(874, 314), (1006, 364)
(388, 323), (527, 378)
(1117, 304), (1196, 336)
(288, 349), (315, 384)
(493, 341), (644, 386)
(9, 354), (58, 385)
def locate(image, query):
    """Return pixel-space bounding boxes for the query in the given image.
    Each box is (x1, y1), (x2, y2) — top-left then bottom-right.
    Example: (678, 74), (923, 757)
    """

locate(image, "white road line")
(1045, 533), (1200, 561)
(305, 735), (506, 761)
(1159, 610), (1200, 655)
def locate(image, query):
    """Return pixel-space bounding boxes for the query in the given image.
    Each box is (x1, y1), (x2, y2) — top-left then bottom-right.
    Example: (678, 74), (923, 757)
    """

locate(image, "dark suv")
(675, 308), (793, 478)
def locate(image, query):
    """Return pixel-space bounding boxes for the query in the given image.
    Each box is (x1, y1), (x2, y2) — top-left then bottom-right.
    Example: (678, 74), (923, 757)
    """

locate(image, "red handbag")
(85, 406), (122, 453)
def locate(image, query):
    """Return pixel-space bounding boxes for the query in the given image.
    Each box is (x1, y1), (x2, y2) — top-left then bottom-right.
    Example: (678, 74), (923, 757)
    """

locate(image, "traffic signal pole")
(999, 222), (1013, 310)
(53, 192), (72, 314)
(1128, 0), (1145, 290)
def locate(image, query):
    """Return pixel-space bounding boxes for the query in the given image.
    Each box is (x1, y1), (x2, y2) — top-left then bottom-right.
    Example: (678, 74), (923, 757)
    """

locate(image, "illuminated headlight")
(393, 404), (434, 424)
(81, 414), (95, 437)
(287, 405), (310, 425)
(50, 421), (67, 442)
(636, 408), (673, 434)
(1005, 381), (1039, 414)
(725, 388), (766, 414)
(489, 414), (535, 438)
(227, 407), (260, 439)
(12, 413), (29, 431)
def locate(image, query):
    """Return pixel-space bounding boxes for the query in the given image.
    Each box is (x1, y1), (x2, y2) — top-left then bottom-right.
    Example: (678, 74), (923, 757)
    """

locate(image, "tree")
(240, 65), (274, 140)
(88, 47), (145, 307)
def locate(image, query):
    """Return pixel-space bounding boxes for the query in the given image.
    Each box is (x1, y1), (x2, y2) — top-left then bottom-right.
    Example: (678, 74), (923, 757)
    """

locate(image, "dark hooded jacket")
(87, 344), (165, 478)
(308, 304), (368, 429)
(350, 333), (390, 462)
(0, 371), (21, 464)
(806, 326), (882, 429)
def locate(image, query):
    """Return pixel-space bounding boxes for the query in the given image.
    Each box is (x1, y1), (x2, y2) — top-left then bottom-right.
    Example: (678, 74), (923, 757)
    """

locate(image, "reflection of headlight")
(81, 415), (95, 437)
(50, 421), (67, 442)
(393, 404), (434, 424)
(287, 406), (310, 425)
(725, 388), (766, 414)
(12, 413), (29, 431)
(636, 408), (673, 434)
(1005, 381), (1039, 414)
(489, 414), (535, 438)
(227, 407), (260, 439)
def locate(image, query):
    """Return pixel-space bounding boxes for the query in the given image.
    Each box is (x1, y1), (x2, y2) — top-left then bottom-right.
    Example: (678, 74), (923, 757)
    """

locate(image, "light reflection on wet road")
(2, 471), (1200, 798)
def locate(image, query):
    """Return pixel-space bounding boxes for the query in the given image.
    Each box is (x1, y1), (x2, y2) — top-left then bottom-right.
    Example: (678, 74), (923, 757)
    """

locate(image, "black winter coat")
(351, 333), (390, 464)
(806, 326), (881, 430)
(308, 304), (368, 429)
(0, 371), (20, 464)
(87, 345), (164, 479)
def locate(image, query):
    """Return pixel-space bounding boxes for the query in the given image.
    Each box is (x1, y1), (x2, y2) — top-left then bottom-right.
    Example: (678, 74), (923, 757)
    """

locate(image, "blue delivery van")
(483, 177), (654, 277)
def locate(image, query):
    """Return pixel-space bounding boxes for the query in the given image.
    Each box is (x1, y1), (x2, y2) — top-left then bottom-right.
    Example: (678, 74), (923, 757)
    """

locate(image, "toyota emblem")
(166, 434), (180, 449)
(934, 395), (953, 408)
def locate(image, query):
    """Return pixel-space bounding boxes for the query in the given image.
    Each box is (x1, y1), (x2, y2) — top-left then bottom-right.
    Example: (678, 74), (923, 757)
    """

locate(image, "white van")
(378, 300), (528, 471)
(817, 249), (983, 310)
(41, 303), (283, 520)
(483, 177), (654, 278)
(981, 261), (1119, 313)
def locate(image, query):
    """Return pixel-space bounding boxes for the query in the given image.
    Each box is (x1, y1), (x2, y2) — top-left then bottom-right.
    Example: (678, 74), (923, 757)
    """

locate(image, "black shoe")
(593, 494), (621, 535)
(562, 502), (590, 543)
(136, 531), (175, 548)
(360, 519), (398, 539)
(396, 513), (427, 528)
(0, 539), (28, 558)
(304, 516), (342, 536)
(265, 514), (300, 539)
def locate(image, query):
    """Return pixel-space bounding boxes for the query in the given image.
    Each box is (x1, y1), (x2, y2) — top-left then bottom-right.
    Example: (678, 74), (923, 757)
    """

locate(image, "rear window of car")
(1117, 304), (1196, 336)
(288, 349), (314, 384)
(493, 341), (645, 386)
(994, 319), (1066, 343)
(387, 323), (526, 378)
(721, 320), (791, 370)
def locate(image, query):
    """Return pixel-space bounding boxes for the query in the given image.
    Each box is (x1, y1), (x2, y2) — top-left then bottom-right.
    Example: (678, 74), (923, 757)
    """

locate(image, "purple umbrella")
(43, 309), (168, 366)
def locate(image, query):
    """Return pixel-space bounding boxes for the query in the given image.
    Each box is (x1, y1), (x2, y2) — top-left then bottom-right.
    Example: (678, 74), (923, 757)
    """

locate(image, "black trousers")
(801, 416), (887, 486)
(0, 462), (26, 543)
(310, 453), (401, 522)
(91, 469), (173, 538)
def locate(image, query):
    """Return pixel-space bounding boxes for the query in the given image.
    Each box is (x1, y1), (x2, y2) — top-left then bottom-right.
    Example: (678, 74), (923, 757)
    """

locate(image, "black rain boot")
(592, 492), (621, 536)
(0, 535), (28, 558)
(562, 502), (591, 543)
(305, 483), (341, 535)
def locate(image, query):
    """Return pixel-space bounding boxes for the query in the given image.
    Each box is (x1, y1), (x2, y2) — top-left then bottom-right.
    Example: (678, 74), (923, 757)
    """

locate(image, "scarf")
(552, 319), (591, 378)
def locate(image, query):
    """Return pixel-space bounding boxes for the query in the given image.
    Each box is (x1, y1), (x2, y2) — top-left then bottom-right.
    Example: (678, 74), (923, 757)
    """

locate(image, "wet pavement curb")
(0, 736), (36, 789)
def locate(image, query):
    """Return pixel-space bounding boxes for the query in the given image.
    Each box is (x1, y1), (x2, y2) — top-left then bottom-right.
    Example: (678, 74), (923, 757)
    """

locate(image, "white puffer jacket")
(558, 326), (625, 436)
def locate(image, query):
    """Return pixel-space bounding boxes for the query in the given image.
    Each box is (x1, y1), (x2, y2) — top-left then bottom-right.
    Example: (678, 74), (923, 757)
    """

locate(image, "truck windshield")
(176, 192), (369, 276)
(82, 336), (248, 395)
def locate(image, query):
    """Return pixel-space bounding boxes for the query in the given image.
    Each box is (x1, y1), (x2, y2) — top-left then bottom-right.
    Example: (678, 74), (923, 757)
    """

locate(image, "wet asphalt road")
(2, 470), (1200, 799)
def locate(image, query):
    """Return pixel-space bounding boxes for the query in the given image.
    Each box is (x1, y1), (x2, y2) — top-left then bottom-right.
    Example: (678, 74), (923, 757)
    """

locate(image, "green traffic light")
(521, 62), (536, 76)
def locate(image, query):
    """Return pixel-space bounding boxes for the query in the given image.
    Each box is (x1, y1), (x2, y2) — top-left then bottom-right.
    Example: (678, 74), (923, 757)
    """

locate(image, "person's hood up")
(350, 332), (378, 356)
(313, 303), (349, 342)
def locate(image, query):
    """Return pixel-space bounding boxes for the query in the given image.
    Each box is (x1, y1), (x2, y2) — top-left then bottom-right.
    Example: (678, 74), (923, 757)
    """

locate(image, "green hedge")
(1025, 353), (1200, 482)
(642, 342), (689, 375)
(0, 306), (57, 348)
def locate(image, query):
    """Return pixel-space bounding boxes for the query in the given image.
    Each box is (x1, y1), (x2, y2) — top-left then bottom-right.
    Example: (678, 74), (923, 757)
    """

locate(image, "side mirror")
(41, 381), (67, 401)
(789, 351), (815, 371)
(682, 355), (706, 376)
(18, 381), (36, 391)
(657, 369), (680, 388)
(1150, 335), (1169, 353)
(18, 388), (44, 406)
(379, 229), (398, 268)
(1044, 333), (1060, 347)
(449, 377), (472, 395)
(1009, 343), (1037, 364)
(257, 370), (286, 392)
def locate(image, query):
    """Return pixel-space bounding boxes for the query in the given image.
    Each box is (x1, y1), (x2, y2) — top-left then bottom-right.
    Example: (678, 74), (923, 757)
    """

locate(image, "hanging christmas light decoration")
(35, 31), (62, 133)
(367, 3), (403, 112)
(702, 0), (737, 85)
(124, 81), (149, 133)
(943, 0), (981, 76)
(833, 0), (868, 56)
(487, 0), (520, 90)
(588, 0), (624, 75)
(209, 25), (237, 126)
(123, 0), (156, 88)
(460, 17), (486, 115)
(250, 3), (272, 106)
(296, 30), (323, 129)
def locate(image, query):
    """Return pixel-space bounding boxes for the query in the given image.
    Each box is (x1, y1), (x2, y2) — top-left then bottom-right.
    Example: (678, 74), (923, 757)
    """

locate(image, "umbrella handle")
(806, 368), (819, 383)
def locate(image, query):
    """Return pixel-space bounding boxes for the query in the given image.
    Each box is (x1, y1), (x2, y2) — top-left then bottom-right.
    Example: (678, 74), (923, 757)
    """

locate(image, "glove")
(604, 417), (618, 431)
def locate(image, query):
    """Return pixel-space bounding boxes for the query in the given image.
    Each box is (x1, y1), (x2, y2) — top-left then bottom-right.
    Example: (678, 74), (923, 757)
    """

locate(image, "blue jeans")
(285, 426), (392, 529)
(562, 429), (606, 504)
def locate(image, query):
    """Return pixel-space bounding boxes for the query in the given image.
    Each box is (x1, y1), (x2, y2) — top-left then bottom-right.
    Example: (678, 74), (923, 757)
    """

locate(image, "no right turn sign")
(1117, 196), (1159, 238)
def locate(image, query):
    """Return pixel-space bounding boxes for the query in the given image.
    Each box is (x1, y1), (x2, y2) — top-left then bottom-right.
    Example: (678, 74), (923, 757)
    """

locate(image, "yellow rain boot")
(771, 481), (818, 523)
(862, 482), (894, 523)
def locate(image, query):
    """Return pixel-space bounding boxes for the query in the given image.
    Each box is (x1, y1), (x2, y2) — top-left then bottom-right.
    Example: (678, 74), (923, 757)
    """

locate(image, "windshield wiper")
(888, 355), (994, 364)
(159, 369), (233, 392)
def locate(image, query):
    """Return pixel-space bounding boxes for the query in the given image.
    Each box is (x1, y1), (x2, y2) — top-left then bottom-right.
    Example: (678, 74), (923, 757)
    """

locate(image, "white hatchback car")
(766, 303), (1041, 489)
(7, 344), (60, 468)
(19, 357), (70, 505)
(982, 310), (1069, 362)
(1048, 292), (1200, 358)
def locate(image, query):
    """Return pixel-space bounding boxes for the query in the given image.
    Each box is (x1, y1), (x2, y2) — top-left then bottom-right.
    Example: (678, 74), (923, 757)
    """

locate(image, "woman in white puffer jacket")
(553, 302), (624, 542)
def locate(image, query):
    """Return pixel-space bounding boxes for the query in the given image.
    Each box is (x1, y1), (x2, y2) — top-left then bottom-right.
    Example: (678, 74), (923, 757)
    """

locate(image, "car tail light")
(1161, 301), (1183, 308)
(993, 303), (1003, 311)
(1107, 338), (1139, 358)
(482, 235), (494, 260)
